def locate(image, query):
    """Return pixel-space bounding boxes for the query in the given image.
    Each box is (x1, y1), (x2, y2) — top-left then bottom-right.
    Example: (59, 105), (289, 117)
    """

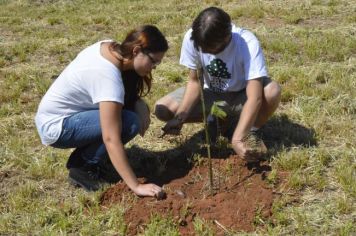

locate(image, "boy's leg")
(154, 78), (280, 131)
(224, 77), (281, 130)
(154, 87), (185, 121)
(254, 78), (281, 128)
(155, 77), (280, 125)
(154, 87), (219, 123)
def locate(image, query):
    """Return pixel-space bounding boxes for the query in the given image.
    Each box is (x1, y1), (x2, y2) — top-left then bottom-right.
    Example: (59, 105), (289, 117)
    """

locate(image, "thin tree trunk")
(197, 69), (214, 195)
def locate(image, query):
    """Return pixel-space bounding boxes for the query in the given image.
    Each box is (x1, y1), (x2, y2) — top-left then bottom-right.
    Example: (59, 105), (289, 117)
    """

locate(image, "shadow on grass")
(125, 113), (316, 185)
(260, 113), (317, 152)
(126, 133), (203, 186)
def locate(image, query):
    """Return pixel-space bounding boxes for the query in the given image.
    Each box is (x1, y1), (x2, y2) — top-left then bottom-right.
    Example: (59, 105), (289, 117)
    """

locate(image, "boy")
(155, 7), (281, 162)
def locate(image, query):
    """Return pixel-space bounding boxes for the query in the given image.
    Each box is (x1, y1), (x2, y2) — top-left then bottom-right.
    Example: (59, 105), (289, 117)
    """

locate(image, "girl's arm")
(99, 101), (162, 197)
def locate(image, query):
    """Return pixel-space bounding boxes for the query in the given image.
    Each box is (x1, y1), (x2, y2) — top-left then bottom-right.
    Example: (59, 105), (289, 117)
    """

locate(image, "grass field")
(0, 0), (355, 235)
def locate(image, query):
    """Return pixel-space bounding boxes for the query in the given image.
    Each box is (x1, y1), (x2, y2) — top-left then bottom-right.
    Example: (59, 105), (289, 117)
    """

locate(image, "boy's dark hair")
(191, 7), (232, 50)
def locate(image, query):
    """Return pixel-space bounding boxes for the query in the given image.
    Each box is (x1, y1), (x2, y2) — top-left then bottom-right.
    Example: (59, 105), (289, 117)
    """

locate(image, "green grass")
(1, 0), (355, 235)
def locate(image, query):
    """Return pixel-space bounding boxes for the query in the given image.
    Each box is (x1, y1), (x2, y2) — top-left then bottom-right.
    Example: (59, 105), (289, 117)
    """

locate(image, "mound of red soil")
(100, 154), (279, 235)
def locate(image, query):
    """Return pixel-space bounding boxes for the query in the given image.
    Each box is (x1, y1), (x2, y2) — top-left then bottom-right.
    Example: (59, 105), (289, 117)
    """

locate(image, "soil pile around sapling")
(100, 154), (281, 235)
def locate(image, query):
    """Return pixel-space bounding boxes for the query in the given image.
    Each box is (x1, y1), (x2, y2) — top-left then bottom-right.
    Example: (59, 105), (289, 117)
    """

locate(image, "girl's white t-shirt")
(180, 24), (268, 92)
(35, 40), (124, 145)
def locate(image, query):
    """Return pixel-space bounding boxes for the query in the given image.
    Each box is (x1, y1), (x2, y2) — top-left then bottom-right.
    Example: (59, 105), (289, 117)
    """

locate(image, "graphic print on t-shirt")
(206, 58), (231, 92)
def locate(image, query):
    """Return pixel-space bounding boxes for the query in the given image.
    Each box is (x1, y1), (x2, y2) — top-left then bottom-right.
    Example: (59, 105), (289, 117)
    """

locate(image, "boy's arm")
(162, 69), (201, 134)
(175, 69), (201, 121)
(231, 78), (263, 156)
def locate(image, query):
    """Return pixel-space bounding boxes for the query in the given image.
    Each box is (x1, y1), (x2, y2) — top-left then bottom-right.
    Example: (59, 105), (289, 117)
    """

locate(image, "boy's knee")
(154, 103), (174, 121)
(265, 81), (281, 100)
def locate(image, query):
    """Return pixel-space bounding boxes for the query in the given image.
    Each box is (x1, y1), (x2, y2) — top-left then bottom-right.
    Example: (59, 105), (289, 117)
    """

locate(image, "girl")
(35, 25), (169, 197)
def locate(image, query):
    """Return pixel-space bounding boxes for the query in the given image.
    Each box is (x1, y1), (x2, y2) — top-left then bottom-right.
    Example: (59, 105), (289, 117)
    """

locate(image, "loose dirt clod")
(175, 189), (186, 198)
(155, 190), (167, 200)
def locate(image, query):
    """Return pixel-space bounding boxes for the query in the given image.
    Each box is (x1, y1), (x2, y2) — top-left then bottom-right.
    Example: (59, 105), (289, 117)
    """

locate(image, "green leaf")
(210, 101), (227, 119)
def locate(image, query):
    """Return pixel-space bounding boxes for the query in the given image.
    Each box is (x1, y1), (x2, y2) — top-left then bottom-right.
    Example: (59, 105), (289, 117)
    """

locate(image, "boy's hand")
(232, 138), (267, 163)
(161, 117), (183, 136)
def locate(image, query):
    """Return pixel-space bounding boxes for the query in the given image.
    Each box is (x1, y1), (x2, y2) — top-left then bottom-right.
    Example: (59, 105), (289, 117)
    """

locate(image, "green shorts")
(167, 77), (272, 120)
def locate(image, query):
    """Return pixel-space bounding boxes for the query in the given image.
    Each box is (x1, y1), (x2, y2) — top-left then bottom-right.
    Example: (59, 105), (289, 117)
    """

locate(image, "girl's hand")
(134, 99), (150, 136)
(132, 183), (162, 197)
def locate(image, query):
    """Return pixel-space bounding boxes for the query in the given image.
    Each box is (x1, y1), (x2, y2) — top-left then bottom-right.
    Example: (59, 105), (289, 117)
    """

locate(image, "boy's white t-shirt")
(35, 40), (124, 145)
(180, 24), (268, 92)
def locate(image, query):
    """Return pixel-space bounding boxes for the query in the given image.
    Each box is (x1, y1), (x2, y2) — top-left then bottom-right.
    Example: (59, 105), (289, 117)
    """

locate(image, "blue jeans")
(51, 109), (140, 166)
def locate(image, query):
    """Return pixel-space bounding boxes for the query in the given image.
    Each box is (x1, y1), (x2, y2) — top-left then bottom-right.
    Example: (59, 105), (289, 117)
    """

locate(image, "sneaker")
(242, 130), (267, 163)
(66, 148), (86, 169)
(68, 164), (103, 191)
